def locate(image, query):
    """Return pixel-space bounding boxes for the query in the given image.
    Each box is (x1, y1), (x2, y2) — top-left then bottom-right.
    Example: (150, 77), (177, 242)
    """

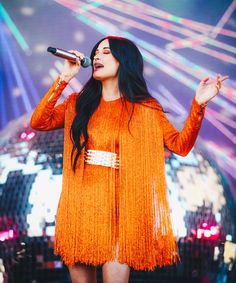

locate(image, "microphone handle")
(54, 48), (77, 62)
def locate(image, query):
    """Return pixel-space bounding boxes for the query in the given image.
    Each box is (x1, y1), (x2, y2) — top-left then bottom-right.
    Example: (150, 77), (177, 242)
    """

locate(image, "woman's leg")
(102, 260), (130, 283)
(102, 240), (130, 283)
(68, 263), (97, 283)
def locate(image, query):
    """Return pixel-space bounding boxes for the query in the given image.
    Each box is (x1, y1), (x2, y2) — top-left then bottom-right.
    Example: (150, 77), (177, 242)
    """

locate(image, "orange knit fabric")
(30, 77), (206, 271)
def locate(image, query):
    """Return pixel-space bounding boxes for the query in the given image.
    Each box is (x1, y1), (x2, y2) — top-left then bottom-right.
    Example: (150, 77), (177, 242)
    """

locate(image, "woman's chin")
(93, 73), (106, 81)
(93, 73), (101, 79)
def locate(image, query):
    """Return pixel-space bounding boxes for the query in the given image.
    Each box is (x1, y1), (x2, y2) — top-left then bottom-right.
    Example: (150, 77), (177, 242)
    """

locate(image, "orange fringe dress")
(30, 77), (206, 271)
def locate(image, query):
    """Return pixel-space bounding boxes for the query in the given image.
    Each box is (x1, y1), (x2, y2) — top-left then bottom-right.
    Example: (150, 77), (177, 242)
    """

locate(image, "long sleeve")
(159, 97), (206, 156)
(30, 77), (69, 131)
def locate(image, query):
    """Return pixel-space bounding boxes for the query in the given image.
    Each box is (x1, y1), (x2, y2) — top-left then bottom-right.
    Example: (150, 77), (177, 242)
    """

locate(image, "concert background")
(0, 1), (236, 282)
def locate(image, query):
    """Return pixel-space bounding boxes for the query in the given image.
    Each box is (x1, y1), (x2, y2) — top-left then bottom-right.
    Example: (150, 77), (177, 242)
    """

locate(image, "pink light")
(9, 229), (14, 238)
(210, 226), (218, 235)
(0, 229), (15, 241)
(26, 132), (36, 140)
(20, 131), (36, 141)
(164, 150), (171, 157)
(197, 228), (204, 239)
(20, 132), (27, 139)
(196, 225), (219, 240)
(204, 230), (211, 238)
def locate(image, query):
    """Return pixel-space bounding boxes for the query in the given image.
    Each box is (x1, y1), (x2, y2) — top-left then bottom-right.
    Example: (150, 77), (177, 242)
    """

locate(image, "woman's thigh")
(68, 263), (97, 283)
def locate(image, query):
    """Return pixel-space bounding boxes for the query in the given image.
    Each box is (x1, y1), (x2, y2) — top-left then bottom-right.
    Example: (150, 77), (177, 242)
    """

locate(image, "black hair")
(70, 36), (153, 171)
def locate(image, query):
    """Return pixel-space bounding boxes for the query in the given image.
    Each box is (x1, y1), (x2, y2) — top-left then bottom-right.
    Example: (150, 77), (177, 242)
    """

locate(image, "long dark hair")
(70, 36), (153, 171)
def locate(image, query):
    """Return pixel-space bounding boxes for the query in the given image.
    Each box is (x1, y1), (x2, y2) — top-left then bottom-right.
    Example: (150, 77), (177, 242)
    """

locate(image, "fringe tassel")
(119, 102), (179, 270)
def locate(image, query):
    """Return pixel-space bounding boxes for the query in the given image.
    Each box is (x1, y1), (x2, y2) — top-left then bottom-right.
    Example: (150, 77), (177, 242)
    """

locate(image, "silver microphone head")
(81, 56), (91, 68)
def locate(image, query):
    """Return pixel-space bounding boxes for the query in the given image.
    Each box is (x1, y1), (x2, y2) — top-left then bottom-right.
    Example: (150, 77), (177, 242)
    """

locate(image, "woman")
(30, 36), (228, 283)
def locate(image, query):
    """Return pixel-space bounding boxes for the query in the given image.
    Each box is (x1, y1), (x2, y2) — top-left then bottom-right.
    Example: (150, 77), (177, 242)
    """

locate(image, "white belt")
(84, 149), (120, 169)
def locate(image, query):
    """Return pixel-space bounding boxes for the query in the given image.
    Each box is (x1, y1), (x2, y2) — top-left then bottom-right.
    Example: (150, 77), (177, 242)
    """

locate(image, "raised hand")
(60, 50), (85, 82)
(195, 74), (229, 105)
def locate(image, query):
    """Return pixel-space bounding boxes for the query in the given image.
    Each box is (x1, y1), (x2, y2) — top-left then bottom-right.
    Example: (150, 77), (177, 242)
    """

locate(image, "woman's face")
(93, 39), (120, 81)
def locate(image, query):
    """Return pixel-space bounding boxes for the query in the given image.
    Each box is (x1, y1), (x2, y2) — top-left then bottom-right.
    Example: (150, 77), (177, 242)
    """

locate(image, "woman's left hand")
(195, 74), (229, 105)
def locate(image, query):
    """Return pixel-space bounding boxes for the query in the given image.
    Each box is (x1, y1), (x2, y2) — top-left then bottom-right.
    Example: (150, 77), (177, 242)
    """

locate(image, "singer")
(30, 36), (228, 283)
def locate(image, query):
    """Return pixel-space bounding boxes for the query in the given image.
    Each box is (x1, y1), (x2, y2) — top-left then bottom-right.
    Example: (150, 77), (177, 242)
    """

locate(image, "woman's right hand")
(60, 50), (84, 82)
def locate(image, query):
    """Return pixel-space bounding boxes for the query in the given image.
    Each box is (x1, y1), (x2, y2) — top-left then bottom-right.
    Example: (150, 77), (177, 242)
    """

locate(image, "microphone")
(47, 47), (91, 68)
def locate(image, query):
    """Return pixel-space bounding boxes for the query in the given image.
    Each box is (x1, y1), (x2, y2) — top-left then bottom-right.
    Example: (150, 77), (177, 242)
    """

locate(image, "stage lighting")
(196, 223), (220, 240)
